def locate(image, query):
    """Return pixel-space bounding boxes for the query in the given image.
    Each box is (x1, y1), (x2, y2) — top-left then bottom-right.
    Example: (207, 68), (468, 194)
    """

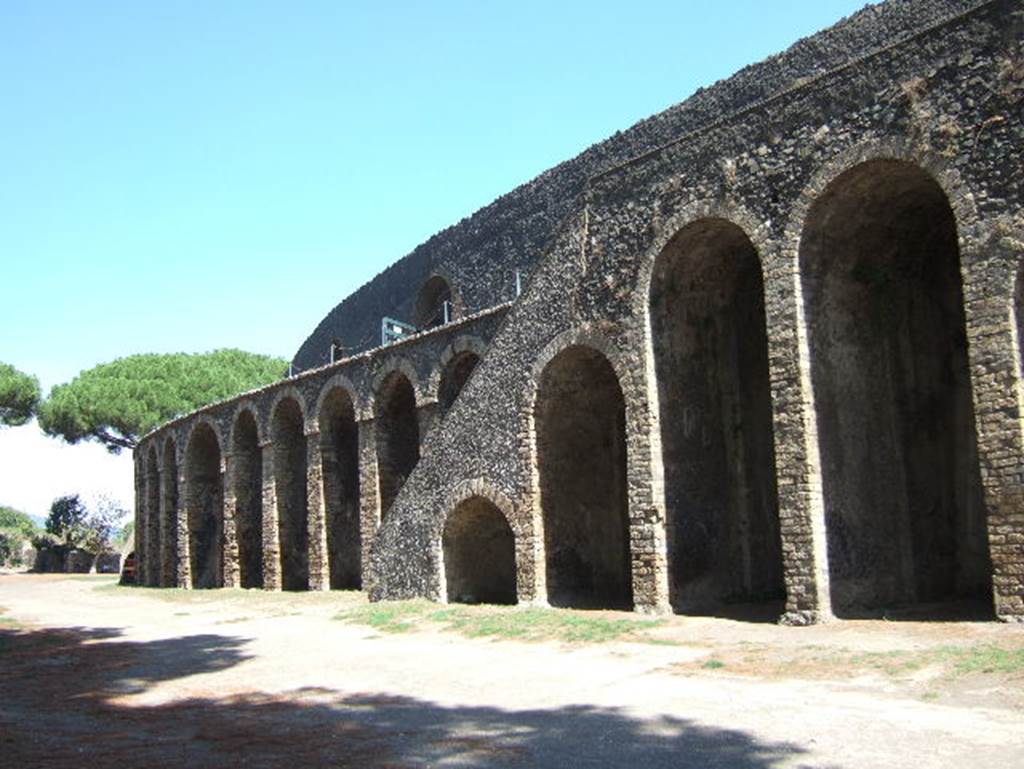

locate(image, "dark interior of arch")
(185, 424), (223, 589)
(537, 345), (632, 610)
(801, 159), (992, 618)
(161, 439), (178, 588)
(438, 351), (481, 414)
(319, 388), (361, 589)
(375, 372), (420, 520)
(443, 496), (516, 605)
(232, 411), (263, 589)
(415, 276), (453, 329)
(145, 448), (161, 587)
(651, 218), (784, 615)
(272, 398), (309, 591)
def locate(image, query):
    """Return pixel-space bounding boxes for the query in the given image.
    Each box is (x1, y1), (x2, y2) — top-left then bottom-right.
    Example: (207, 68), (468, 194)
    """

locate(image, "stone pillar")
(261, 442), (282, 591)
(763, 246), (832, 625)
(176, 464), (191, 589)
(626, 412), (671, 615)
(222, 452), (240, 588)
(306, 434), (329, 591)
(961, 233), (1024, 622)
(160, 454), (178, 588)
(146, 470), (161, 587)
(357, 418), (380, 590)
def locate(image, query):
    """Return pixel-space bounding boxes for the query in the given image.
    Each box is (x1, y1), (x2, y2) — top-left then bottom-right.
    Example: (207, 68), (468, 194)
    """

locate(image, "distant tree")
(45, 494), (90, 548)
(0, 362), (41, 427)
(38, 349), (288, 452)
(0, 505), (41, 568)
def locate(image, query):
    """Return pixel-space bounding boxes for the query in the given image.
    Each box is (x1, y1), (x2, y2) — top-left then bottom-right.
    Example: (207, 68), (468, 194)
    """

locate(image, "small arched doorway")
(443, 496), (516, 605)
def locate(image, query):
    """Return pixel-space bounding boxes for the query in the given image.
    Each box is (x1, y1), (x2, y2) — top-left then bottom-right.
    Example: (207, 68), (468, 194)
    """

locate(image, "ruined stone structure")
(134, 0), (1024, 623)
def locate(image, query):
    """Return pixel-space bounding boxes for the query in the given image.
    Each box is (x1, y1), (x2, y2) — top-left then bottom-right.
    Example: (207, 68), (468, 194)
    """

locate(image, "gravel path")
(1, 574), (1022, 768)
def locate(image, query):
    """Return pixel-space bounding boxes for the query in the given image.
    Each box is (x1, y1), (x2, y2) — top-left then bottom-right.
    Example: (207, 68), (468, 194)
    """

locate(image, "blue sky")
(0, 1), (867, 515)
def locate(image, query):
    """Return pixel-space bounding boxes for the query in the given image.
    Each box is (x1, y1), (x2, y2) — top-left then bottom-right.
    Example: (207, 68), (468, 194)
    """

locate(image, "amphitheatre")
(132, 0), (1023, 624)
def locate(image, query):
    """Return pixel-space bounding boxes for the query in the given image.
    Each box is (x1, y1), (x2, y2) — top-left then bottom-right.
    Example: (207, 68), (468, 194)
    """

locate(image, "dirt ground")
(1, 575), (1022, 768)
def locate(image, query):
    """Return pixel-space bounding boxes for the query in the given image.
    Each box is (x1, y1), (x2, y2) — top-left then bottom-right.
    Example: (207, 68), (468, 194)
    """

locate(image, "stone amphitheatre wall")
(136, 0), (1024, 623)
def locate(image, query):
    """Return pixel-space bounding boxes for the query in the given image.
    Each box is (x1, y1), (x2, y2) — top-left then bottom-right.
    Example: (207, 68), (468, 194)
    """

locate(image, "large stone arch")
(415, 271), (462, 328)
(230, 406), (263, 589)
(649, 214), (784, 615)
(270, 394), (309, 591)
(317, 383), (362, 589)
(797, 155), (992, 617)
(373, 360), (421, 521)
(184, 419), (224, 589)
(531, 336), (632, 610)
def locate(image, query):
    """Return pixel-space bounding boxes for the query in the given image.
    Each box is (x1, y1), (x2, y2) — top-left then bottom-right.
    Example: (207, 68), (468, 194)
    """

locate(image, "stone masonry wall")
(137, 0), (1024, 623)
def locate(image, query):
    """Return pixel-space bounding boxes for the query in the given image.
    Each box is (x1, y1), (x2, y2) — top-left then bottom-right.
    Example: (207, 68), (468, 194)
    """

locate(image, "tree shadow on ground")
(0, 623), (822, 769)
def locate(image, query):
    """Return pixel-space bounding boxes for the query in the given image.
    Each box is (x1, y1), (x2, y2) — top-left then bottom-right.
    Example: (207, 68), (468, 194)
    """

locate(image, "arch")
(437, 351), (481, 414)
(313, 373), (362, 423)
(184, 421), (224, 589)
(271, 396), (309, 591)
(144, 445), (161, 587)
(161, 436), (179, 588)
(650, 217), (784, 614)
(534, 343), (632, 610)
(318, 386), (362, 589)
(374, 370), (420, 520)
(231, 408), (263, 589)
(415, 274), (455, 329)
(799, 157), (992, 617)
(442, 496), (517, 605)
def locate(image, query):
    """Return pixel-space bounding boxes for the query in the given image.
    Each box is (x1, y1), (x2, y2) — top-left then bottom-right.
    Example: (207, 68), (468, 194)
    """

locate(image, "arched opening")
(800, 159), (991, 618)
(272, 398), (309, 591)
(650, 218), (784, 616)
(232, 410), (263, 589)
(145, 446), (161, 587)
(185, 423), (223, 589)
(415, 276), (453, 329)
(536, 345), (632, 610)
(438, 351), (481, 414)
(443, 496), (516, 605)
(319, 387), (361, 589)
(161, 438), (178, 587)
(375, 372), (420, 520)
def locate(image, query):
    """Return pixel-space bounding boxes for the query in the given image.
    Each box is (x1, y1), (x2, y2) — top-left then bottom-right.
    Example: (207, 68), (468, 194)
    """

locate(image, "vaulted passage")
(145, 447), (161, 587)
(416, 276), (453, 329)
(161, 438), (178, 587)
(438, 351), (481, 414)
(375, 372), (420, 520)
(319, 388), (361, 589)
(536, 345), (632, 610)
(651, 218), (784, 614)
(185, 423), (223, 589)
(272, 398), (309, 591)
(801, 159), (991, 617)
(443, 496), (517, 605)
(232, 410), (263, 589)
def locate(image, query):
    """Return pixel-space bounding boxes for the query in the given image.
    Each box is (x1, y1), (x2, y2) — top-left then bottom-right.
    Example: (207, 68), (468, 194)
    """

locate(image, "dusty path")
(1, 575), (1022, 768)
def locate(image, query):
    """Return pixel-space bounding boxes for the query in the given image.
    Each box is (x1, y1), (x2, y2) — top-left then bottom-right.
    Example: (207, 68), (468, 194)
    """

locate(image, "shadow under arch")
(798, 157), (992, 619)
(649, 216), (784, 618)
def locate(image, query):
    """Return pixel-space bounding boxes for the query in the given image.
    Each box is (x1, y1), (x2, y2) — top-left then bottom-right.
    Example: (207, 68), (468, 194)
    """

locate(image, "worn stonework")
(135, 0), (1024, 624)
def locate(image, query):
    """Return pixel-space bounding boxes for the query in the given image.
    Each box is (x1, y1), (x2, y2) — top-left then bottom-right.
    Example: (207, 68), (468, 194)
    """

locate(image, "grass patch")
(335, 601), (664, 644)
(701, 659), (726, 670)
